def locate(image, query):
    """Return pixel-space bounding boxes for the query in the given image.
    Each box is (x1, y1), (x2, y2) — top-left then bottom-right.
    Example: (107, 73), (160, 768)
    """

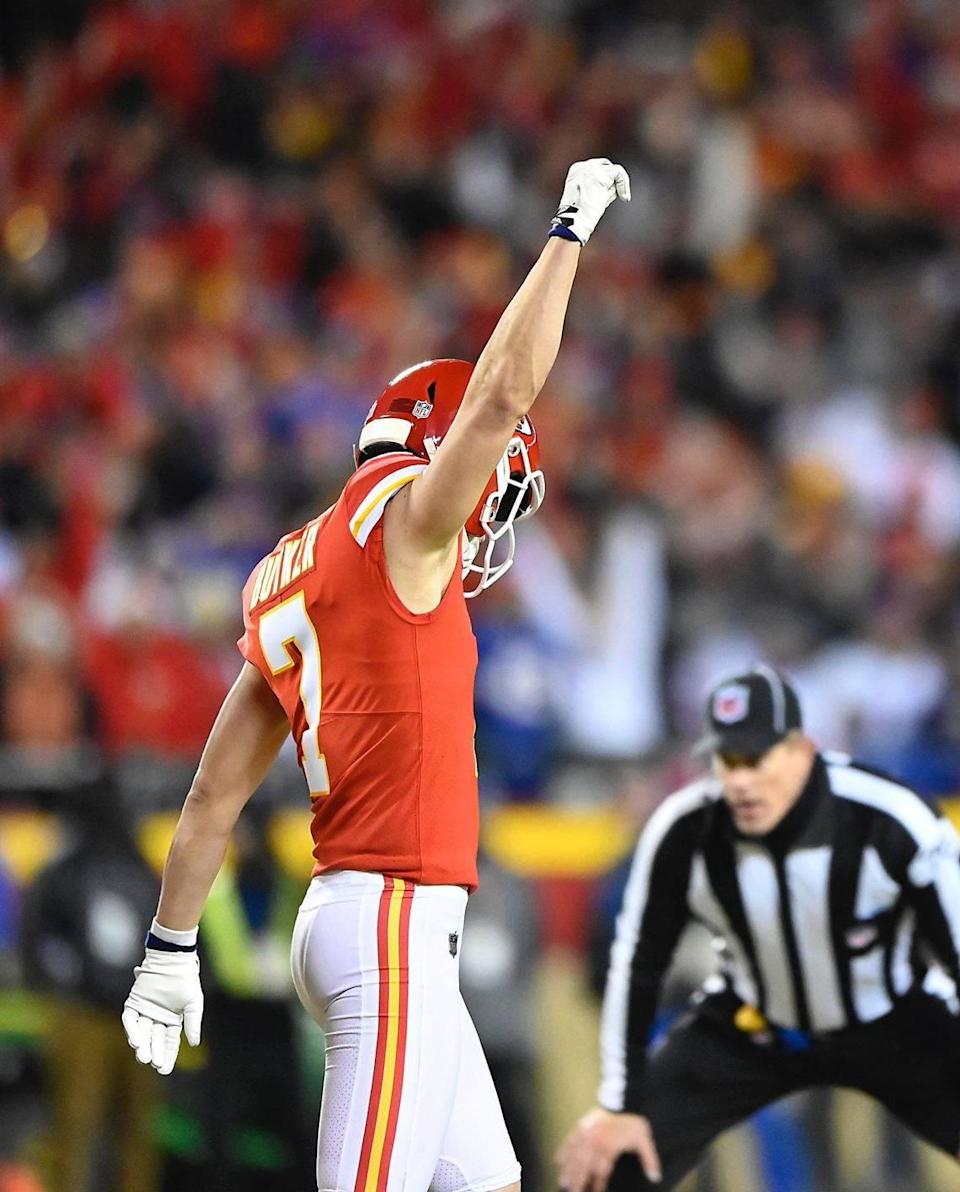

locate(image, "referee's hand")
(557, 1107), (662, 1191)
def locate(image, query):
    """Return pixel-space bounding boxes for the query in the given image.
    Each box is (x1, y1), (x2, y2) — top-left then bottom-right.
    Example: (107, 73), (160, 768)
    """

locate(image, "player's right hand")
(557, 1106), (662, 1191)
(122, 946), (204, 1076)
(550, 158), (631, 245)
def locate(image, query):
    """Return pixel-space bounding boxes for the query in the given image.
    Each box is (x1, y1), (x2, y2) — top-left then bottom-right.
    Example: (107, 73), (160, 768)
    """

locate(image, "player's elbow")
(182, 774), (242, 835)
(184, 774), (214, 811)
(471, 381), (534, 431)
(468, 358), (536, 423)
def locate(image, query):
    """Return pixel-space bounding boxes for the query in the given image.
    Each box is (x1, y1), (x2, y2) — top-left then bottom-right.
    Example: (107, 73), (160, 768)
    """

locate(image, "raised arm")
(398, 159), (629, 552)
(122, 661), (289, 1074)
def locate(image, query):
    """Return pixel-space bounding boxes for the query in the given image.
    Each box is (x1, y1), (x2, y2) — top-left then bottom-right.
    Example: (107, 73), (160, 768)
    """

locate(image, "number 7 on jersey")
(258, 591), (331, 798)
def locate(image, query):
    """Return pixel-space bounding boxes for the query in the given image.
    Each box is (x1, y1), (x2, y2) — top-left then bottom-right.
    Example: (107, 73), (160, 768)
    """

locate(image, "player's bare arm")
(394, 235), (580, 556)
(384, 159), (629, 605)
(155, 661), (290, 930)
(122, 662), (289, 1073)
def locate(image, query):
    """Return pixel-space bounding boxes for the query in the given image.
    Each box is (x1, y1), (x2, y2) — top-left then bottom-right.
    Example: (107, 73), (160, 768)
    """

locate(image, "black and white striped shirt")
(599, 752), (960, 1114)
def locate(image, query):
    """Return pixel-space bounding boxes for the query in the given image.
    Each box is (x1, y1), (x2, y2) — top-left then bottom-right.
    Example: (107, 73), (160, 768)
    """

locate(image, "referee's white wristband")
(149, 918), (199, 948)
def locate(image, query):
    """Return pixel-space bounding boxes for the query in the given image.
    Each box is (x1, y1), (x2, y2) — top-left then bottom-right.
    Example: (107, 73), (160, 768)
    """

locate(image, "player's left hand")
(557, 1107), (662, 1191)
(122, 946), (204, 1076)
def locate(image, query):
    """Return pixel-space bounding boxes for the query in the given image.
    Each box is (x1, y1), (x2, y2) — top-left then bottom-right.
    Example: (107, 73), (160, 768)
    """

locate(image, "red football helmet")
(355, 359), (545, 596)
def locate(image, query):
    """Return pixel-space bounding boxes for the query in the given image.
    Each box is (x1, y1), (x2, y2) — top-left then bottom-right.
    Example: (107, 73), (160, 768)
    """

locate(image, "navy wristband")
(548, 224), (581, 243)
(145, 931), (197, 953)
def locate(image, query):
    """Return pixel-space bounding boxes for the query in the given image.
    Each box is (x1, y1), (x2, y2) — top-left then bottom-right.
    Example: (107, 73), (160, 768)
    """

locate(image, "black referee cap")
(695, 666), (803, 757)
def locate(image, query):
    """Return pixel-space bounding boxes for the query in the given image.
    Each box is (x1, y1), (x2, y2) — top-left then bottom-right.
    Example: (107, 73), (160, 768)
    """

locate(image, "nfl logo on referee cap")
(695, 666), (803, 757)
(713, 683), (750, 724)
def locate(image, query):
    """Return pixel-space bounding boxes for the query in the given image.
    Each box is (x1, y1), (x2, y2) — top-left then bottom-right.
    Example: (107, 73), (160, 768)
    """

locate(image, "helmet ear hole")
(356, 442), (419, 465)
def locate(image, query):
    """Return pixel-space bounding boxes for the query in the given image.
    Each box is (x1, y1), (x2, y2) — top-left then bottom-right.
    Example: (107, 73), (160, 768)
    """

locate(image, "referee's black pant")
(608, 988), (960, 1191)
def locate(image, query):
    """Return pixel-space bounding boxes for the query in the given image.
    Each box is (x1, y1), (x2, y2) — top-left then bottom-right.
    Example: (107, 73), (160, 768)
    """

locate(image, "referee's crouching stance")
(558, 666), (960, 1191)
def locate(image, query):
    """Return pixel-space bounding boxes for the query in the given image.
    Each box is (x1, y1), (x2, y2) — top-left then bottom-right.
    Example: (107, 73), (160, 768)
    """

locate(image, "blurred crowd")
(2, 0), (960, 804)
(2, 0), (960, 1188)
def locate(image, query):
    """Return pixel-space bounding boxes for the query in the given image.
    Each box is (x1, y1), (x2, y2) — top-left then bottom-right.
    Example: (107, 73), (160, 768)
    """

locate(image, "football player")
(122, 158), (630, 1191)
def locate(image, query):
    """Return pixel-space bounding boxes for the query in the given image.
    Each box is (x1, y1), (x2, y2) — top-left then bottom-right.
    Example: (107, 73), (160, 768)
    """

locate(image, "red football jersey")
(237, 454), (480, 889)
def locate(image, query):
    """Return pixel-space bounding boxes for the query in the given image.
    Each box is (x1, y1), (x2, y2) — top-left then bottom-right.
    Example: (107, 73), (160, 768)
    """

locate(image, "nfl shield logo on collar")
(449, 931), (459, 957)
(714, 683), (750, 724)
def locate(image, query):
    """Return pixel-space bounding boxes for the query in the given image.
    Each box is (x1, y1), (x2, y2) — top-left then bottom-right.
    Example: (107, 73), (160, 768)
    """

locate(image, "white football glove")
(550, 158), (631, 245)
(122, 938), (203, 1076)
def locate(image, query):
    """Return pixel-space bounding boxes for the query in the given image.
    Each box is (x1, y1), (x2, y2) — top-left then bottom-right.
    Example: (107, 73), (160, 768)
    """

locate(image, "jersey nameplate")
(249, 520), (320, 611)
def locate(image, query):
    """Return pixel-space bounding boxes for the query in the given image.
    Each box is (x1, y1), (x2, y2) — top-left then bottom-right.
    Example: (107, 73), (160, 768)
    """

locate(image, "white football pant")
(291, 870), (521, 1192)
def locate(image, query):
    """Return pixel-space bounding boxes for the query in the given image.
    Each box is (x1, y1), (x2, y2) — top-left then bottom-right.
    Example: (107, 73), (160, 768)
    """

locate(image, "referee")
(558, 666), (960, 1191)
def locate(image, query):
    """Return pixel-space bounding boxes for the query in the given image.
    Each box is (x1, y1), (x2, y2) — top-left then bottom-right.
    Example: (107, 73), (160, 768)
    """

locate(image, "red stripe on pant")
(376, 882), (413, 1191)
(353, 877), (413, 1192)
